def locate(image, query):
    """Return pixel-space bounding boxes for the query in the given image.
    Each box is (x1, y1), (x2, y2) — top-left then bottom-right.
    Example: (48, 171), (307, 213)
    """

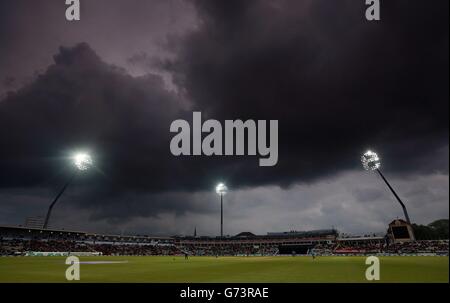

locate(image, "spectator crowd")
(312, 240), (448, 255)
(2, 237), (448, 257)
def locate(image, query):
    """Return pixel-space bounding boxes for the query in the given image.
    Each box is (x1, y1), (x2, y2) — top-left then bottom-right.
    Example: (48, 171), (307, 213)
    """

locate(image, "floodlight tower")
(43, 153), (92, 229)
(216, 183), (228, 238)
(361, 150), (411, 224)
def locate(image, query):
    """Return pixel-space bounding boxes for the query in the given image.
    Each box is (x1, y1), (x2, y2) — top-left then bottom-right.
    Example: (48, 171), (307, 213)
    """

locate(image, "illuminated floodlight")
(360, 149), (413, 227)
(361, 150), (381, 171)
(73, 153), (93, 171)
(44, 151), (94, 229)
(216, 182), (228, 239)
(216, 183), (228, 195)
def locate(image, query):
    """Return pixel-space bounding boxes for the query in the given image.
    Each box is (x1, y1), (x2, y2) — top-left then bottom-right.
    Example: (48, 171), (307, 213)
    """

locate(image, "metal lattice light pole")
(216, 183), (228, 238)
(361, 150), (411, 224)
(43, 153), (93, 229)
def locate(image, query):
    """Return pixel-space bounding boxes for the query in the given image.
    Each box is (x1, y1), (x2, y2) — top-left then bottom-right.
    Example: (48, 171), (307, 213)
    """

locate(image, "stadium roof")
(235, 232), (256, 238)
(337, 236), (384, 241)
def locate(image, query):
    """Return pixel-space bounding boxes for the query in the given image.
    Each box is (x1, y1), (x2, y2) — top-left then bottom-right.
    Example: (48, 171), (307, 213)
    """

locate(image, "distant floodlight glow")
(361, 150), (381, 171)
(73, 153), (92, 171)
(216, 183), (228, 195)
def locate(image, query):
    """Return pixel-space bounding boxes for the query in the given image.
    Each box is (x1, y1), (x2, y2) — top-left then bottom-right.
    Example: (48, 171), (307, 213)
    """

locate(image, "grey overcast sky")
(0, 0), (448, 236)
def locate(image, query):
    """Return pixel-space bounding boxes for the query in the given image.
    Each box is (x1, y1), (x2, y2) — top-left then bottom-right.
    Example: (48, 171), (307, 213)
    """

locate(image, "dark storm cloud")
(352, 188), (384, 203)
(0, 0), (196, 97)
(0, 0), (448, 231)
(0, 43), (264, 217)
(164, 0), (448, 183)
(3, 170), (446, 235)
(1, 0), (448, 192)
(0, 43), (180, 190)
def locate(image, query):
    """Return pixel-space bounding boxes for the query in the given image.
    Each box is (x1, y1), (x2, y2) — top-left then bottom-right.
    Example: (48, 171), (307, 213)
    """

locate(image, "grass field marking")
(76, 260), (129, 264)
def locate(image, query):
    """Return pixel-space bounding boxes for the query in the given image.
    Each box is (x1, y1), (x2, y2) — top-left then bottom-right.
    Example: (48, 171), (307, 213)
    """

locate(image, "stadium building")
(1, 224), (447, 257)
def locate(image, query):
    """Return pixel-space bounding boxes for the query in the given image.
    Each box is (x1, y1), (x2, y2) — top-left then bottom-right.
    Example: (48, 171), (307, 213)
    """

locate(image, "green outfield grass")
(0, 256), (448, 283)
